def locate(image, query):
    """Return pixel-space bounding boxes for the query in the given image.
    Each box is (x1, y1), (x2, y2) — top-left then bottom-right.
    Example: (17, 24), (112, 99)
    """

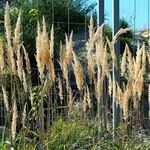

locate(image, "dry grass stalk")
(72, 51), (84, 91)
(121, 46), (127, 76)
(11, 98), (17, 140)
(58, 75), (63, 101)
(0, 38), (4, 72)
(2, 86), (9, 111)
(22, 45), (31, 74)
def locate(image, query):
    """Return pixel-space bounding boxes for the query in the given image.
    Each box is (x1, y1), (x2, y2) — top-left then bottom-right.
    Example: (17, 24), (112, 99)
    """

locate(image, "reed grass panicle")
(22, 45), (31, 74)
(4, 2), (11, 44)
(13, 12), (21, 52)
(22, 70), (27, 92)
(86, 86), (92, 108)
(11, 98), (17, 140)
(22, 103), (27, 126)
(0, 38), (4, 72)
(58, 75), (63, 101)
(16, 44), (23, 81)
(2, 86), (9, 112)
(72, 51), (84, 91)
(121, 46), (127, 76)
(49, 25), (54, 58)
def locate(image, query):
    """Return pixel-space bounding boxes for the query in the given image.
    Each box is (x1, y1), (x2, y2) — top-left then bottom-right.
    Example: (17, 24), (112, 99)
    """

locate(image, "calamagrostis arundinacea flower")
(35, 22), (43, 79)
(14, 12), (23, 80)
(116, 83), (123, 106)
(65, 31), (73, 64)
(93, 23), (104, 43)
(59, 42), (69, 88)
(2, 86), (9, 111)
(96, 66), (104, 101)
(86, 16), (95, 82)
(4, 2), (11, 44)
(121, 46), (127, 76)
(58, 75), (63, 101)
(122, 88), (130, 119)
(102, 43), (110, 78)
(0, 38), (4, 72)
(112, 28), (131, 44)
(134, 43), (142, 80)
(16, 44), (23, 81)
(41, 16), (50, 64)
(22, 102), (27, 126)
(88, 16), (94, 50)
(108, 75), (112, 96)
(36, 19), (49, 80)
(48, 58), (55, 82)
(22, 45), (31, 74)
(13, 12), (21, 52)
(87, 52), (95, 82)
(137, 70), (144, 99)
(72, 51), (84, 91)
(4, 3), (16, 73)
(141, 44), (146, 74)
(49, 25), (54, 58)
(11, 98), (17, 140)
(23, 70), (27, 92)
(86, 86), (92, 108)
(83, 88), (87, 112)
(126, 44), (134, 77)
(106, 37), (118, 69)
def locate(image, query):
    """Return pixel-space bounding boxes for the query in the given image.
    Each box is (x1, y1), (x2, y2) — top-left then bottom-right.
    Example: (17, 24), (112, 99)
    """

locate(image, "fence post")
(97, 0), (104, 27)
(112, 0), (120, 142)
